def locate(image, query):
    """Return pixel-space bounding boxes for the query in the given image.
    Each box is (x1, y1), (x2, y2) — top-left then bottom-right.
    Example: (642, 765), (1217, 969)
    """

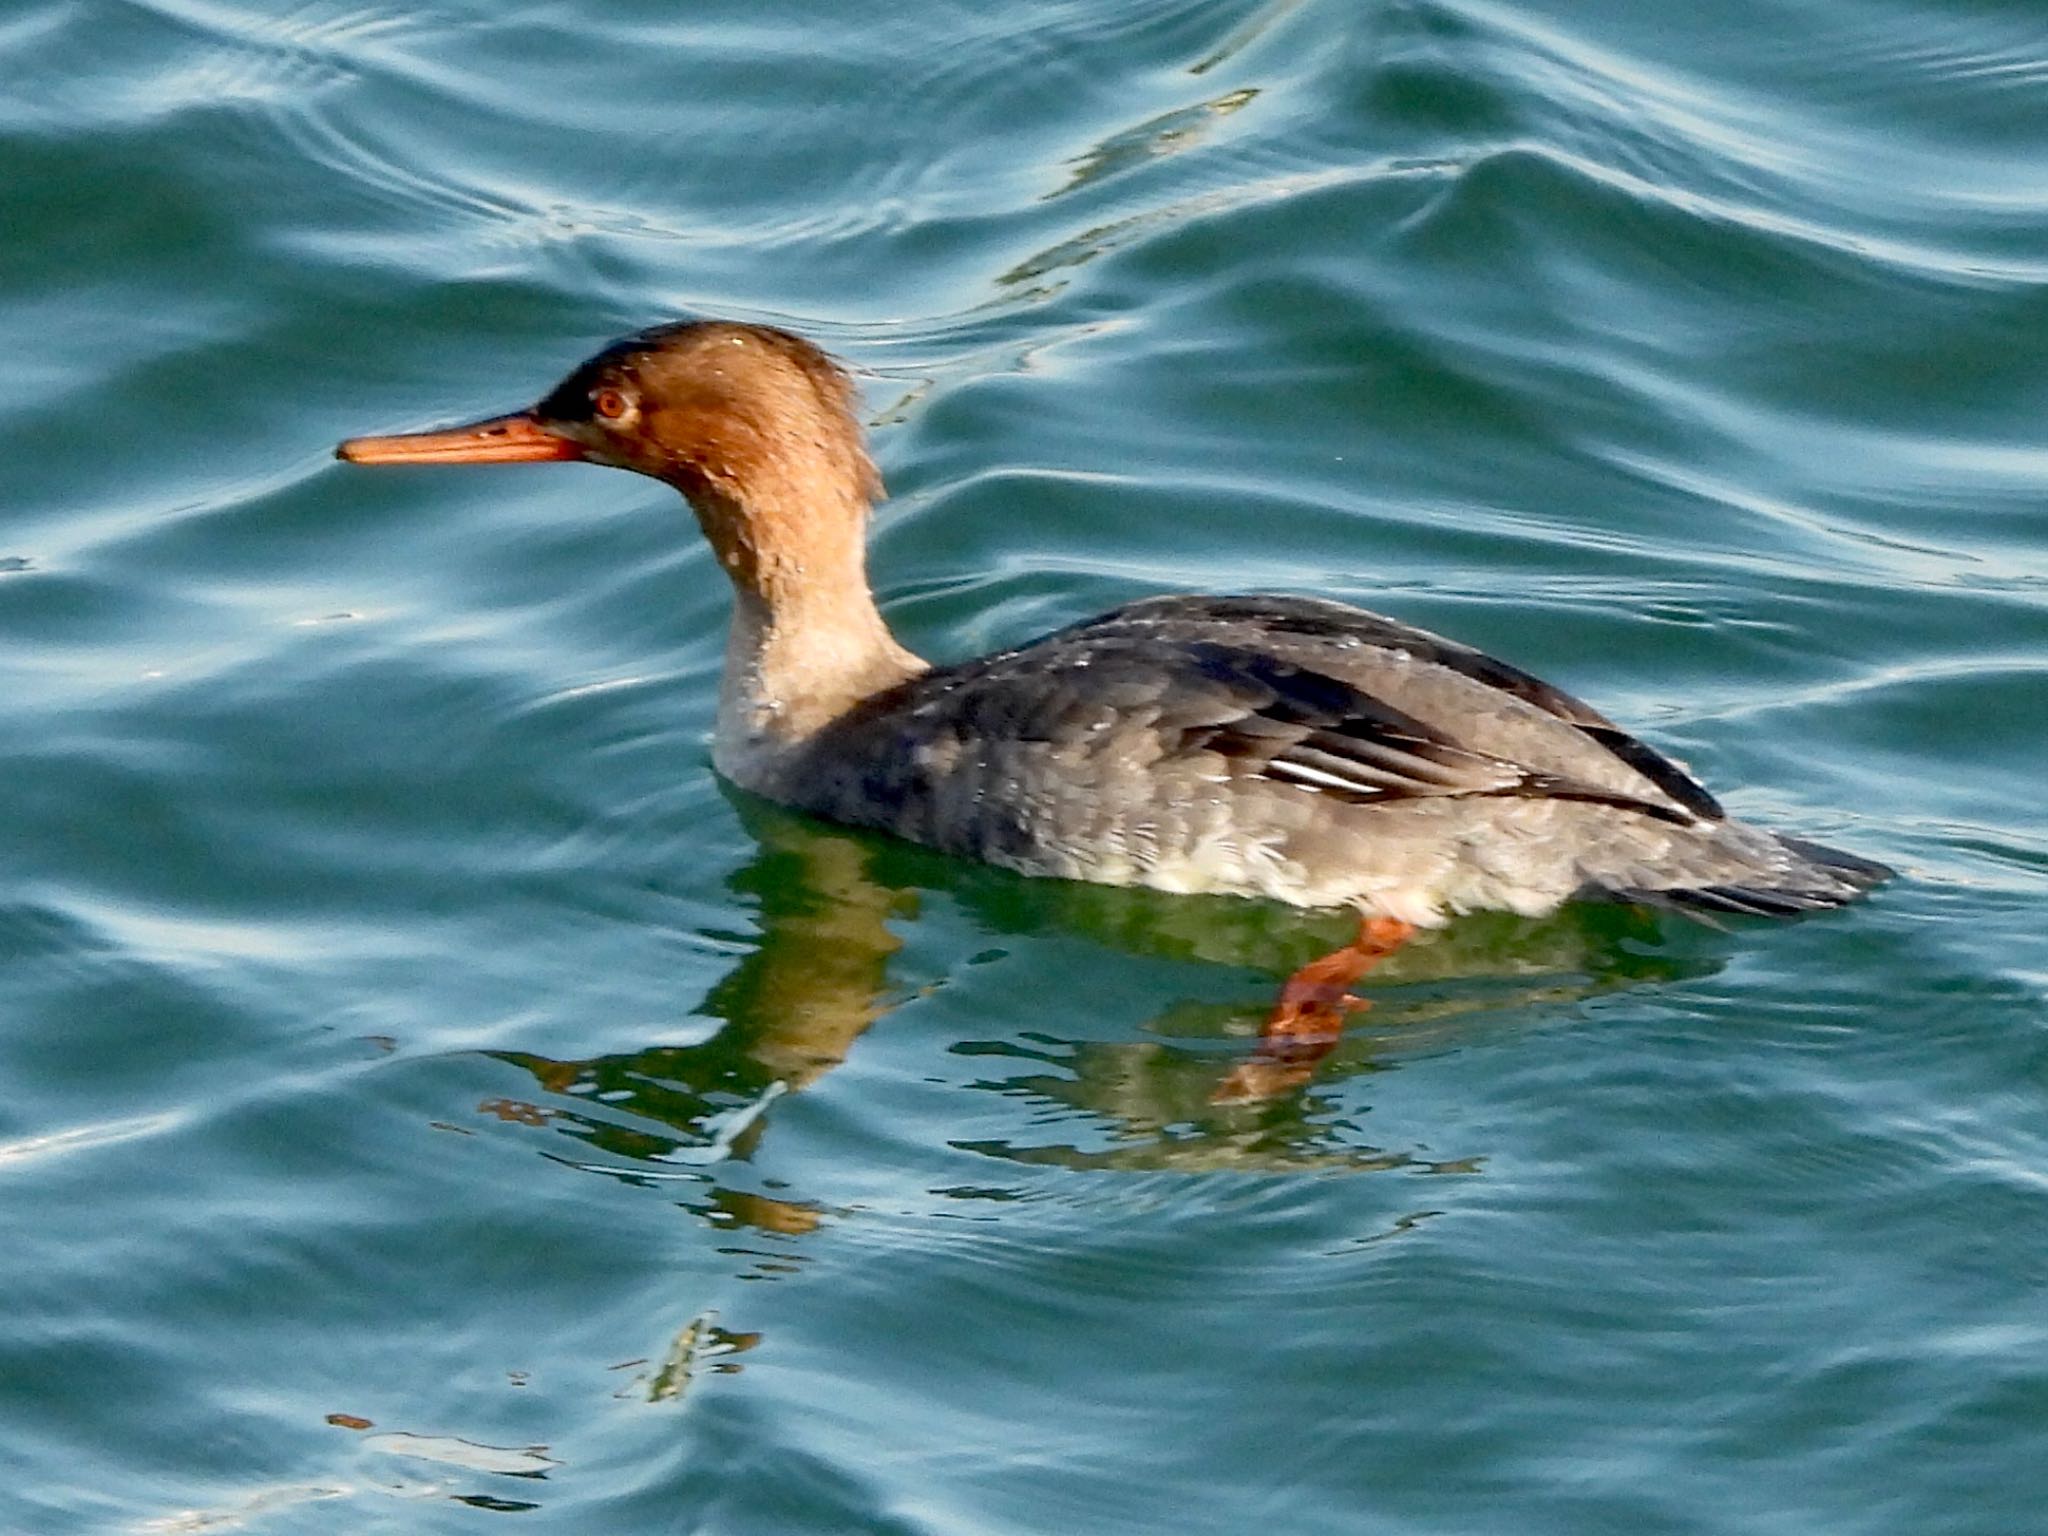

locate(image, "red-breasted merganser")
(338, 321), (1889, 1095)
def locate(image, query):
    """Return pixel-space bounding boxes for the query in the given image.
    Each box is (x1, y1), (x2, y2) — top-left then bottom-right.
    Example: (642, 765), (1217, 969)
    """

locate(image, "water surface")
(4, 1), (2046, 1531)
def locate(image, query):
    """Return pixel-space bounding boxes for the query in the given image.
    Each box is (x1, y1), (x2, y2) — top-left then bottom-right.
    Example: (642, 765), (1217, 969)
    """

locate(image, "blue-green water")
(5, 1), (2046, 1530)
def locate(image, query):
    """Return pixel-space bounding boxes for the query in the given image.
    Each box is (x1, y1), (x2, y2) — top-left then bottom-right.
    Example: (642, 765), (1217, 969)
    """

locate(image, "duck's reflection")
(486, 790), (1722, 1210)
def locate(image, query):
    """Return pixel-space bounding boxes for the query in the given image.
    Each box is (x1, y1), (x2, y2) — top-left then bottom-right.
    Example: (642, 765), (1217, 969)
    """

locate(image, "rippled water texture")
(4, 0), (2046, 1530)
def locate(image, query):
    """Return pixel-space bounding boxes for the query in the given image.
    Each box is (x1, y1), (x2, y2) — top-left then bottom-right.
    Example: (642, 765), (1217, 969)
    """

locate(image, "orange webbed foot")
(1211, 917), (1416, 1105)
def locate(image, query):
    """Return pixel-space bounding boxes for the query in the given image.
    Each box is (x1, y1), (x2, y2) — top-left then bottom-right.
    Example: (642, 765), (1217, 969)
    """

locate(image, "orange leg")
(1212, 916), (1415, 1104)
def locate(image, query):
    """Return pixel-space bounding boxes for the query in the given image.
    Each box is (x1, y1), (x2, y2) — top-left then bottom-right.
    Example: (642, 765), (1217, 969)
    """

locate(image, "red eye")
(593, 389), (630, 420)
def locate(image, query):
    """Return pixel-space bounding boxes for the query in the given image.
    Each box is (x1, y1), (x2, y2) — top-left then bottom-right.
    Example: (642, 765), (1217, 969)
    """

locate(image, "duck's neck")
(690, 480), (927, 792)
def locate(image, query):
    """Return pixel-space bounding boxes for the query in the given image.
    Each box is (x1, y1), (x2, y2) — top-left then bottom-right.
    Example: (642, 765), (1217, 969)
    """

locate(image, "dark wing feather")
(1162, 642), (1695, 824)
(1093, 594), (1726, 822)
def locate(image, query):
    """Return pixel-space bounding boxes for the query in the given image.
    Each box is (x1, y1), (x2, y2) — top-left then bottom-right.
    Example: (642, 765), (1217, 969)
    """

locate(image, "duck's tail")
(1602, 830), (1894, 920)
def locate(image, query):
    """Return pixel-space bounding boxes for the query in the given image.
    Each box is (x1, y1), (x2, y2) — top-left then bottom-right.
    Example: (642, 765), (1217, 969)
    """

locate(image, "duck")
(337, 320), (1889, 1094)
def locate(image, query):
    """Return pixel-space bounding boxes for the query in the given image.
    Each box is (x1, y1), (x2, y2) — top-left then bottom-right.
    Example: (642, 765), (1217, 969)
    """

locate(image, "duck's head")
(337, 320), (883, 593)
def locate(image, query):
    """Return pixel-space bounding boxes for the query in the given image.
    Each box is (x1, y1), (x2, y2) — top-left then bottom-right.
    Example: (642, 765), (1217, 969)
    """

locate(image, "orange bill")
(335, 412), (585, 465)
